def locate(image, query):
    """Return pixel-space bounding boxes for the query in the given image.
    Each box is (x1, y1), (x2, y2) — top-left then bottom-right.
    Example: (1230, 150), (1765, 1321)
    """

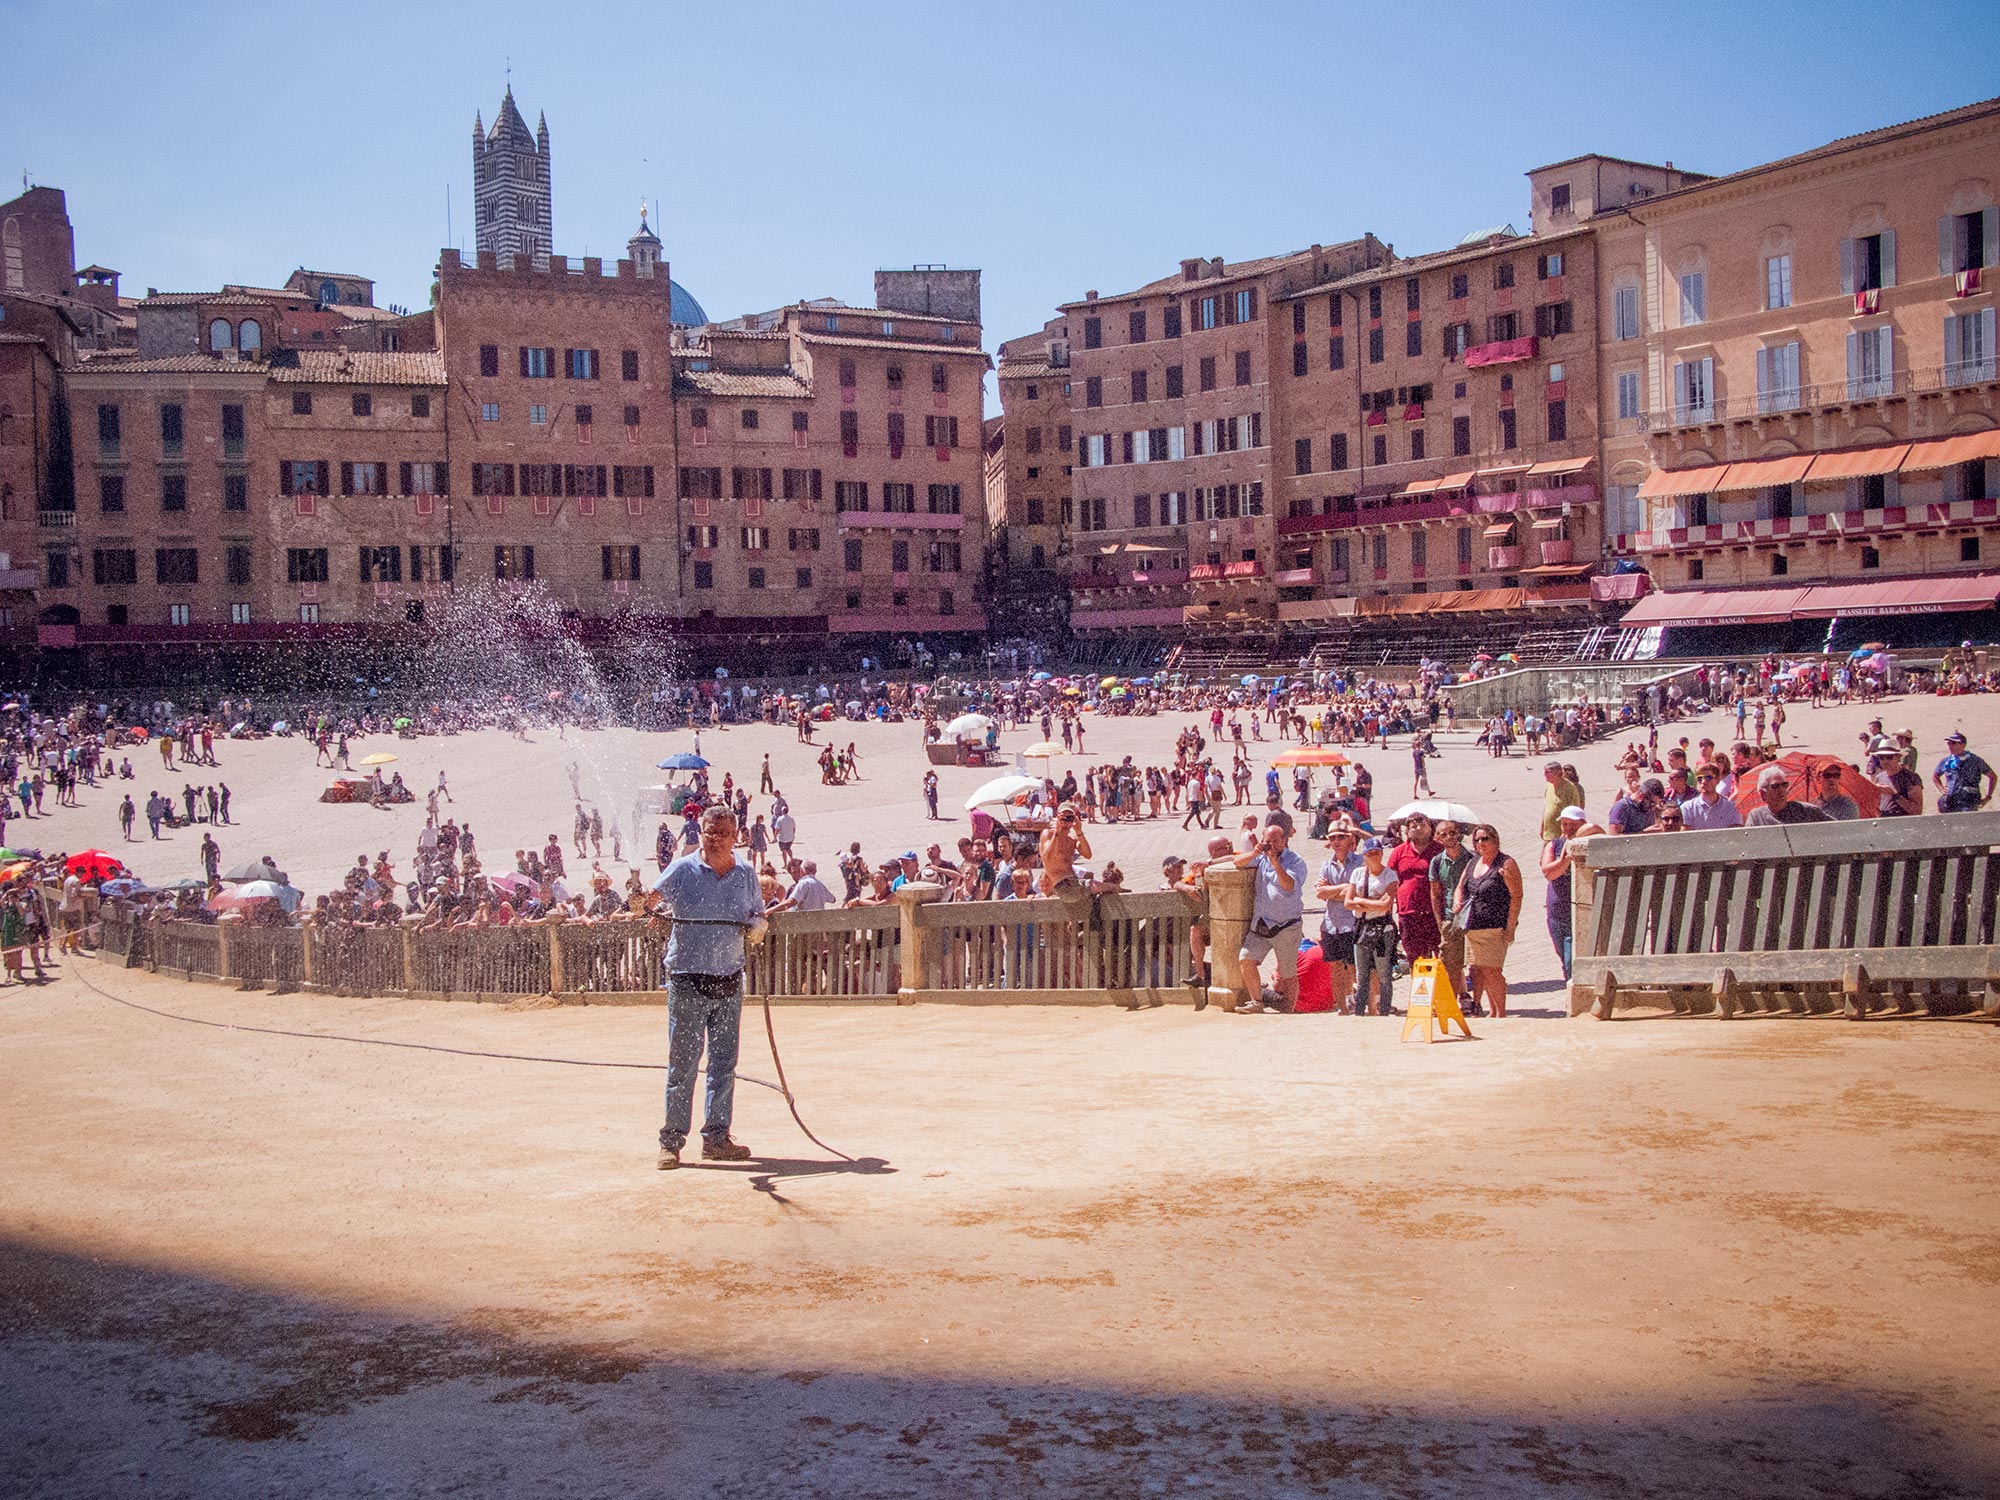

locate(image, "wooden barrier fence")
(1568, 811), (2000, 1019)
(80, 882), (1207, 1010)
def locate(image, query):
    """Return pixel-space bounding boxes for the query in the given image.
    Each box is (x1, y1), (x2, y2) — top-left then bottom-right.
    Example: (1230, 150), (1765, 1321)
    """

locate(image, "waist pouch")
(672, 970), (743, 1000)
(1251, 917), (1300, 940)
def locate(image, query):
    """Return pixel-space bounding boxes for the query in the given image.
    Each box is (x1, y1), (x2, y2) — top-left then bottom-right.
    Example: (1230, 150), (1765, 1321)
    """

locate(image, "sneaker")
(656, 1147), (681, 1170)
(1233, 1000), (1261, 1014)
(701, 1137), (752, 1162)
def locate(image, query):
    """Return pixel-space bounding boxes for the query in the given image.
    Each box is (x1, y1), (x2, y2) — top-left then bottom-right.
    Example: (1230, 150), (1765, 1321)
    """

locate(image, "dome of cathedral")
(669, 280), (707, 327)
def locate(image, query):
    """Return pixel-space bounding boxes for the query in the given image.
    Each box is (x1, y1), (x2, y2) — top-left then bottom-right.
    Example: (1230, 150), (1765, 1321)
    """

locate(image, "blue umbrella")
(1131, 676), (1154, 686)
(99, 878), (150, 898)
(1241, 674), (1260, 686)
(656, 752), (709, 771)
(1031, 671), (1052, 682)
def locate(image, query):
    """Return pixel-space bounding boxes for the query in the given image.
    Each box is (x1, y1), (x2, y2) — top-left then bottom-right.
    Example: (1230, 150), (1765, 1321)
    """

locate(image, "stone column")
(893, 882), (947, 1004)
(1203, 864), (1254, 1009)
(546, 912), (566, 996)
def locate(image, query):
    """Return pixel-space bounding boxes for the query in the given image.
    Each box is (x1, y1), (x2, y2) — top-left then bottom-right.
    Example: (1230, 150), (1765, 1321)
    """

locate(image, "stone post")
(893, 882), (947, 1004)
(301, 924), (315, 988)
(546, 912), (566, 996)
(215, 918), (234, 985)
(1202, 864), (1254, 1009)
(402, 924), (419, 994)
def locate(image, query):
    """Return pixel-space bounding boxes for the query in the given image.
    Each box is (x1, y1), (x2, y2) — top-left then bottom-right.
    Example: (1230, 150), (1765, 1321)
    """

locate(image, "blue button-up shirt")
(1678, 792), (1743, 831)
(1251, 847), (1309, 930)
(653, 852), (763, 976)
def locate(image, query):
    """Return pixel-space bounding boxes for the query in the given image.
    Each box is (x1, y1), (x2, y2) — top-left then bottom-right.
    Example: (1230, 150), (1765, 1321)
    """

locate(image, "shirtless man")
(1038, 802), (1093, 895)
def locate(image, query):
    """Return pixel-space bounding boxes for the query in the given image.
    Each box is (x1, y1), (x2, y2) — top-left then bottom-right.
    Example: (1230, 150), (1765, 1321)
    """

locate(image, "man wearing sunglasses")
(1678, 765), (1741, 830)
(1038, 801), (1093, 896)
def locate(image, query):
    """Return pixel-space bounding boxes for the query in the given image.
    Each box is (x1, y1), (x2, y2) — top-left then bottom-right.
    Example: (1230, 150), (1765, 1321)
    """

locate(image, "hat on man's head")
(1945, 731), (1968, 744)
(1161, 854), (1185, 869)
(1868, 736), (1899, 757)
(900, 850), (919, 861)
(1559, 806), (1587, 823)
(1896, 727), (1916, 739)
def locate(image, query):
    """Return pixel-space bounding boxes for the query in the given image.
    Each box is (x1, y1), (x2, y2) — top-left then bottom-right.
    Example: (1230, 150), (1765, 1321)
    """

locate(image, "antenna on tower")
(446, 182), (453, 252)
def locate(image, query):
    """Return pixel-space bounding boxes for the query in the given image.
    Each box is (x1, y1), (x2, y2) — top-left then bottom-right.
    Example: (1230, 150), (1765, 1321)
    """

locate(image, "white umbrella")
(963, 773), (1044, 813)
(945, 712), (995, 739)
(1389, 799), (1480, 825)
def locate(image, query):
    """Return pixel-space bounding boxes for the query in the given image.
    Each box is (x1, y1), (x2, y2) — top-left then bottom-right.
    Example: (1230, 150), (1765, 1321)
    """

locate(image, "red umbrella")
(1729, 751), (1876, 820)
(65, 849), (126, 882)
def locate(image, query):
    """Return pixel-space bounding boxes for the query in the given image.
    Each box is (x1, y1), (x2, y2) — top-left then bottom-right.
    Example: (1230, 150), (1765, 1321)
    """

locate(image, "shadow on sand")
(0, 1236), (1991, 1499)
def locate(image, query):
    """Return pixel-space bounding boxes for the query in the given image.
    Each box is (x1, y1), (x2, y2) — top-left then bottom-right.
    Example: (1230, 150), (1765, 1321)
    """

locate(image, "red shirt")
(1387, 841), (1437, 921)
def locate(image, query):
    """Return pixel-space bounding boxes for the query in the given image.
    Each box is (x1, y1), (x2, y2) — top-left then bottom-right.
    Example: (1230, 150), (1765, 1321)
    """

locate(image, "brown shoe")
(656, 1148), (681, 1170)
(701, 1137), (752, 1162)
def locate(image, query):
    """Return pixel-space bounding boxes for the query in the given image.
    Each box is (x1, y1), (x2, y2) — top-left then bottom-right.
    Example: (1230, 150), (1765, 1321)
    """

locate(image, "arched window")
(209, 318), (233, 352)
(2, 216), (22, 291)
(238, 319), (262, 354)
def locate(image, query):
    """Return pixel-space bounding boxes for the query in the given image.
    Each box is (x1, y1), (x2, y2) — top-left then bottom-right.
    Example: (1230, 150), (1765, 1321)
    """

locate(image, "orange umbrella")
(1273, 746), (1351, 767)
(1729, 751), (1876, 819)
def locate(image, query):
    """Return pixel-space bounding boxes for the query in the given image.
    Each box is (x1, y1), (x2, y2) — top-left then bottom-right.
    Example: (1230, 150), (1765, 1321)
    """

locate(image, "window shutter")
(502, 464), (515, 496)
(400, 462), (412, 496)
(1672, 361), (1687, 415)
(1982, 308), (1999, 379)
(1985, 209), (2000, 270)
(612, 468), (625, 498)
(523, 546), (534, 580)
(1876, 326), (1894, 384)
(1845, 330), (1861, 396)
(1880, 229), (1896, 288)
(643, 467), (655, 498)
(1700, 357), (1714, 411)
(317, 462), (331, 493)
(1839, 238), (1855, 296)
(1940, 215), (1957, 277)
(1755, 345), (1771, 405)
(518, 347), (529, 378)
(280, 461), (293, 493)
(437, 463), (449, 495)
(1944, 313), (1962, 382)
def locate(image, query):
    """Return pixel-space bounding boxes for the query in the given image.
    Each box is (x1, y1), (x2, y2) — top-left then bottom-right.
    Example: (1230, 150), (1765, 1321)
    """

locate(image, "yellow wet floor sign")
(1401, 957), (1474, 1042)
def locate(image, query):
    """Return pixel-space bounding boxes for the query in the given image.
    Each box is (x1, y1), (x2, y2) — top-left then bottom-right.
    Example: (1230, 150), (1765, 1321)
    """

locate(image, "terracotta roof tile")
(268, 350), (446, 386)
(673, 369), (813, 398)
(802, 333), (990, 363)
(998, 359), (1065, 380)
(71, 353), (267, 376)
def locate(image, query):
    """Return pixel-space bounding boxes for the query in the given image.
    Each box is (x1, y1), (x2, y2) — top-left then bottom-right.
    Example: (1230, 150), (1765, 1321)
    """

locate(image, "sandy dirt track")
(3, 959), (1998, 1497)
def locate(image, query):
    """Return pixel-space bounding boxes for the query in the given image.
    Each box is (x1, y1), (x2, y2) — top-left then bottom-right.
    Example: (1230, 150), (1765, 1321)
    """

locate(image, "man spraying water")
(651, 804), (765, 1169)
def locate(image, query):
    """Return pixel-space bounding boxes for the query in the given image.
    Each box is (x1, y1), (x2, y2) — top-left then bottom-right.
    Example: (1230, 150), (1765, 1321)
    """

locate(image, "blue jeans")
(659, 974), (743, 1150)
(1547, 910), (1572, 980)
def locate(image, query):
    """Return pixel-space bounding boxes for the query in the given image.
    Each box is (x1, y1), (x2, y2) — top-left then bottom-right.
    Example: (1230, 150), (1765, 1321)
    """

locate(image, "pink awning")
(1792, 573), (2000, 619)
(1591, 572), (1651, 603)
(1463, 335), (1539, 368)
(1715, 454), (1814, 492)
(1619, 586), (1811, 629)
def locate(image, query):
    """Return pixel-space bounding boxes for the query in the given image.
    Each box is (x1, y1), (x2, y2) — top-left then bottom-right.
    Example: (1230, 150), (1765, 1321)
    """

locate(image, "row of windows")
(1613, 211), (1997, 341)
(1287, 401), (1567, 476)
(286, 390), (431, 419)
(818, 480), (963, 514)
(1082, 353), (1257, 408)
(476, 400), (639, 427)
(96, 473), (250, 513)
(478, 346), (641, 381)
(97, 402), (249, 457)
(1077, 415), (1260, 468)
(1078, 288), (1257, 350)
(834, 358), (953, 392)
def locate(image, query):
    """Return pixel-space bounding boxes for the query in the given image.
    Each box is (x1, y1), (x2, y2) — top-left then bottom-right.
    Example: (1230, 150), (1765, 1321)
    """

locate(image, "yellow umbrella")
(1063, 686), (1083, 696)
(1099, 676), (1121, 688)
(1022, 741), (1064, 758)
(358, 752), (399, 766)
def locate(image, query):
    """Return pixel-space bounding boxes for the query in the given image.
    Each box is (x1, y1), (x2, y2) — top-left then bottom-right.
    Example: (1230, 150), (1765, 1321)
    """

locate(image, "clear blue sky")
(6, 0), (1997, 409)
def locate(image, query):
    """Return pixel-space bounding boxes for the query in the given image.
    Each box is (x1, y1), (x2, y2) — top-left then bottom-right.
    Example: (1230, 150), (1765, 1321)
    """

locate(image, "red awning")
(1400, 478), (1441, 495)
(1900, 429), (2000, 471)
(1525, 455), (1595, 479)
(1481, 522), (1515, 538)
(1715, 454), (1814, 491)
(1636, 464), (1728, 499)
(1619, 586), (1811, 629)
(1792, 573), (2000, 619)
(1434, 471), (1477, 491)
(1805, 444), (1910, 480)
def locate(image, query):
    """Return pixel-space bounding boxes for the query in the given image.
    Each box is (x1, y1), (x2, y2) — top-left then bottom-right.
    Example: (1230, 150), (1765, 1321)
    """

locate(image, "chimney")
(1209, 257), (1224, 276)
(1180, 258), (1203, 282)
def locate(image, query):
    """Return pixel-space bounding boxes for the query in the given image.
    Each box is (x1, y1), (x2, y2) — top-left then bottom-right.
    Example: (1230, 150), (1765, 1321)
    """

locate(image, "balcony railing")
(1627, 497), (1997, 554)
(1640, 363), (1997, 433)
(37, 509), (77, 529)
(1538, 539), (1574, 566)
(1488, 545), (1522, 569)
